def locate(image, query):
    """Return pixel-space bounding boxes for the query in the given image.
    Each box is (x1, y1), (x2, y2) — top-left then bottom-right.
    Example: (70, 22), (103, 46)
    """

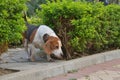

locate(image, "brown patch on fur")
(22, 28), (38, 44)
(29, 29), (37, 43)
(43, 36), (60, 54)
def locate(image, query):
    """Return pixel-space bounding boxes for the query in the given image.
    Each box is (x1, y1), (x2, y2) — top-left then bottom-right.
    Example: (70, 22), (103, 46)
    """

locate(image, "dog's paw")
(48, 59), (55, 62)
(29, 57), (35, 62)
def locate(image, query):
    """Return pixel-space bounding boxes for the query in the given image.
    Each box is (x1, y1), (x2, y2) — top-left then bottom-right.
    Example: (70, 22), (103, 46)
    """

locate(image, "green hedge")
(0, 0), (27, 44)
(37, 0), (120, 58)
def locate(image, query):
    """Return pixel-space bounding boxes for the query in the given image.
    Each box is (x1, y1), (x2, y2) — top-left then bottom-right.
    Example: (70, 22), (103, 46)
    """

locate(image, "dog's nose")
(60, 53), (63, 57)
(58, 53), (63, 59)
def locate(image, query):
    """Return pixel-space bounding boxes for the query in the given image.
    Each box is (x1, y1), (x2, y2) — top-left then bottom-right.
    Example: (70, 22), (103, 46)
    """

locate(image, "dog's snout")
(51, 53), (63, 59)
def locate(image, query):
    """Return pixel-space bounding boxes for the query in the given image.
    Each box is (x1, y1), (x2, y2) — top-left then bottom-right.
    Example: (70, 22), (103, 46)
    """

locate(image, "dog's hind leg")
(29, 45), (36, 62)
(24, 39), (29, 54)
(24, 38), (31, 60)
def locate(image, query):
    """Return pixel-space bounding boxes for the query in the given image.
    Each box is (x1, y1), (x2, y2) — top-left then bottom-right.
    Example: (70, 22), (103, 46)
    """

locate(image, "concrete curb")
(0, 49), (120, 80)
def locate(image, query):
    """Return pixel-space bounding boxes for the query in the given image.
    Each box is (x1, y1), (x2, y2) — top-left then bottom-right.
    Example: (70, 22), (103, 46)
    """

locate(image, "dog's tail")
(23, 11), (29, 27)
(23, 12), (27, 22)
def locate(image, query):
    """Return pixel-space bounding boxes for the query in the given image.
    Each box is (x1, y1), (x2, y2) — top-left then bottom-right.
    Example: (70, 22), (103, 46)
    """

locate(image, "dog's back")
(37, 25), (57, 39)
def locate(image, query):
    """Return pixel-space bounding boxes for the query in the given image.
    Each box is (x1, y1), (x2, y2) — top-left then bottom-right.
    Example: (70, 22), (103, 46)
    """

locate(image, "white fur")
(33, 25), (57, 48)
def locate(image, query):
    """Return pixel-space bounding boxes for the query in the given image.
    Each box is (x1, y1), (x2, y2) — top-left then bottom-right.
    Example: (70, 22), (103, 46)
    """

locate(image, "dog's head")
(43, 34), (63, 59)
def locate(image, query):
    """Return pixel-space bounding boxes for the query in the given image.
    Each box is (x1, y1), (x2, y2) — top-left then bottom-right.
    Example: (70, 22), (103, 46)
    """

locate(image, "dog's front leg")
(30, 52), (35, 62)
(47, 54), (54, 62)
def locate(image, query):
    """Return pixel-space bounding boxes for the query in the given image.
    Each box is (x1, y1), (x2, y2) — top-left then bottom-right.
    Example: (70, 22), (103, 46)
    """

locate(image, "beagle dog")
(23, 24), (63, 61)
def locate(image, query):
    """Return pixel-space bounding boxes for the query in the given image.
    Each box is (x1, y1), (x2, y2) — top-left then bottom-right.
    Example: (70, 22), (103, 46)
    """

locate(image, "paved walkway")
(1, 48), (120, 80)
(47, 59), (120, 80)
(0, 48), (63, 70)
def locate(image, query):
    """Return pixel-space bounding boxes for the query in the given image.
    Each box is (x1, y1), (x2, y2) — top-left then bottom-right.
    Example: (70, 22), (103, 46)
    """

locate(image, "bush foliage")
(37, 0), (120, 58)
(0, 0), (27, 44)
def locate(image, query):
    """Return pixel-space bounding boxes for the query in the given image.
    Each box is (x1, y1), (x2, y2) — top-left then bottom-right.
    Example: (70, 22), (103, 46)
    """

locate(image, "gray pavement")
(0, 48), (63, 70)
(0, 48), (120, 80)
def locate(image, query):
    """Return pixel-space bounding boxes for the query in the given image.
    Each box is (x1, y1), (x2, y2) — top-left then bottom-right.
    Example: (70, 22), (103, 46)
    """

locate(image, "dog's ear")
(43, 41), (52, 55)
(43, 33), (50, 43)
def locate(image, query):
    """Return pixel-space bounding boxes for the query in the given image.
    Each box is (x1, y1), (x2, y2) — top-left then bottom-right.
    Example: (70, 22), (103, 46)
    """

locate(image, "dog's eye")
(55, 46), (59, 49)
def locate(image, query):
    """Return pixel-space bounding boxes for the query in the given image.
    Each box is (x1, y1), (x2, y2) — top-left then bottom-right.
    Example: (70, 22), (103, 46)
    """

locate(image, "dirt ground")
(0, 68), (18, 76)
